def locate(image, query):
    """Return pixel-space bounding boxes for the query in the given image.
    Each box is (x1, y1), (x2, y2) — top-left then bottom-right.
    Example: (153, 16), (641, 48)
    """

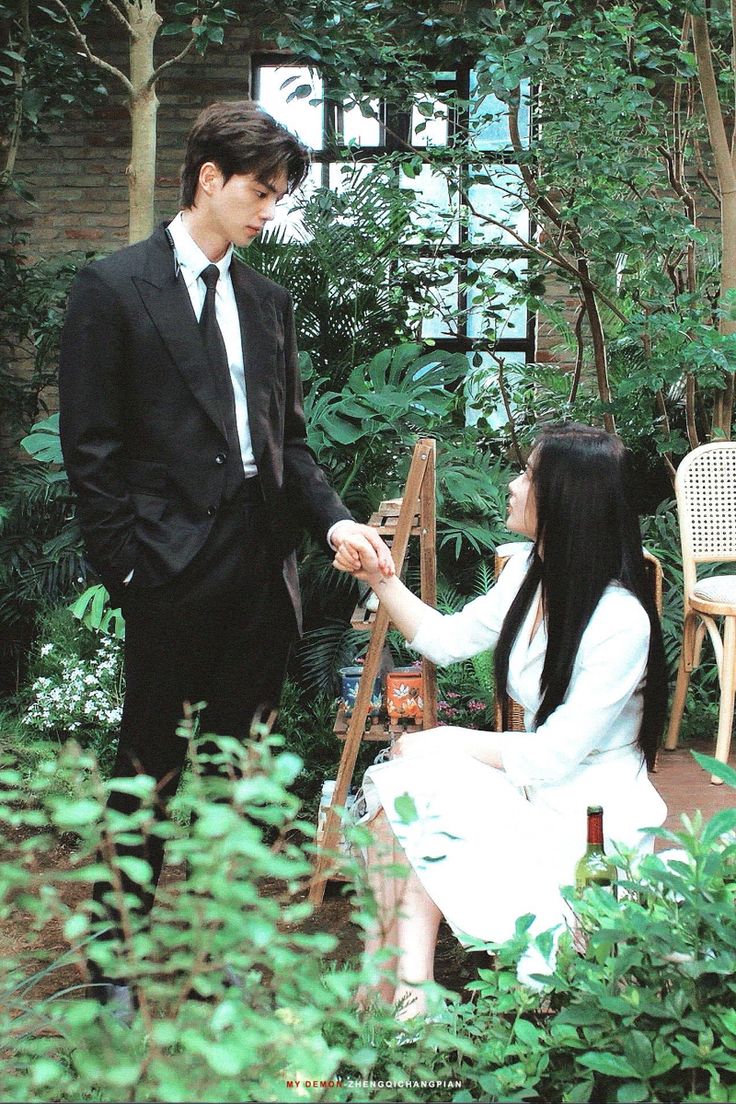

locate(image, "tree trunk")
(692, 12), (736, 439)
(127, 2), (162, 243)
(719, 188), (736, 433)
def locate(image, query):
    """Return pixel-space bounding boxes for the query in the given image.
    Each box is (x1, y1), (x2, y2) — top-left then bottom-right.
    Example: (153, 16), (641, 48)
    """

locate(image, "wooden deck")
(654, 736), (736, 838)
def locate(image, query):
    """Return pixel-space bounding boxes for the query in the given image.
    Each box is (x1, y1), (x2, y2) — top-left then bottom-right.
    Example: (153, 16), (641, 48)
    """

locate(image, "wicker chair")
(664, 442), (736, 781)
(493, 544), (664, 734)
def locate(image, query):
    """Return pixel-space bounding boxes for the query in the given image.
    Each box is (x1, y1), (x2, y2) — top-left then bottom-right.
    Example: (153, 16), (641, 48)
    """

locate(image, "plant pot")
(385, 667), (424, 725)
(338, 666), (383, 719)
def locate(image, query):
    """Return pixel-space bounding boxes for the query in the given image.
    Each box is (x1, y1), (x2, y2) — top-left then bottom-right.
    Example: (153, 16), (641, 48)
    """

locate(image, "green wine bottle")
(575, 805), (617, 897)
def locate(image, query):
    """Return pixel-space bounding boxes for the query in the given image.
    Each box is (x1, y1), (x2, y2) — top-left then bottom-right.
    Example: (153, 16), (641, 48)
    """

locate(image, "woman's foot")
(393, 983), (428, 1021)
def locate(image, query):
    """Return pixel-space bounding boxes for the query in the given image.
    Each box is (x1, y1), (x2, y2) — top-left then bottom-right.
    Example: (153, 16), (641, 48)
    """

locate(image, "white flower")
(40, 643), (54, 656)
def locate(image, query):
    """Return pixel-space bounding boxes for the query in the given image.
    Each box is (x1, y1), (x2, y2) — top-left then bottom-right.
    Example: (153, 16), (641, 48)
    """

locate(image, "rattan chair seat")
(692, 576), (736, 607)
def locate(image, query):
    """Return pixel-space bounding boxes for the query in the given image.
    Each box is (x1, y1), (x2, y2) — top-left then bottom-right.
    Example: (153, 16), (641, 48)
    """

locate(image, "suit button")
(215, 453), (226, 465)
(207, 505), (217, 517)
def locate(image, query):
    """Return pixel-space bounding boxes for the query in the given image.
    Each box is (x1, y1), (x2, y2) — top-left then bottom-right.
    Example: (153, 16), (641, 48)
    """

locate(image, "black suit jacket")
(59, 224), (352, 631)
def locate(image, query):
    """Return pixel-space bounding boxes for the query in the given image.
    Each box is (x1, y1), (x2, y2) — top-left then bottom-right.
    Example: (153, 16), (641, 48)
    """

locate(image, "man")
(59, 101), (391, 1001)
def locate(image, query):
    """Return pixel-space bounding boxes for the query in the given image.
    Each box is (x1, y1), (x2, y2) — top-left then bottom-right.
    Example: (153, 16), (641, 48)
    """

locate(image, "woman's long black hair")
(493, 423), (667, 769)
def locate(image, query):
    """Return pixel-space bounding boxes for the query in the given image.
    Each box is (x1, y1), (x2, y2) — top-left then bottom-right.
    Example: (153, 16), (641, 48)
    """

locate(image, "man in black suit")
(59, 101), (392, 999)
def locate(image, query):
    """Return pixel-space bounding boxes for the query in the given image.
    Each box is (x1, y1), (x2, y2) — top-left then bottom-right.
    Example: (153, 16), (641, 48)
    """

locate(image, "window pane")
(470, 69), (530, 150)
(400, 258), (458, 339)
(263, 163), (322, 242)
(342, 101), (382, 145)
(421, 272), (459, 339)
(467, 258), (528, 341)
(468, 166), (529, 246)
(328, 161), (378, 194)
(465, 350), (527, 427)
(400, 167), (459, 244)
(411, 98), (449, 147)
(255, 65), (324, 150)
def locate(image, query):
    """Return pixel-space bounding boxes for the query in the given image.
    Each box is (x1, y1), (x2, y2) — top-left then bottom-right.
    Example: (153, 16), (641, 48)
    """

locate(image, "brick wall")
(8, 26), (257, 258)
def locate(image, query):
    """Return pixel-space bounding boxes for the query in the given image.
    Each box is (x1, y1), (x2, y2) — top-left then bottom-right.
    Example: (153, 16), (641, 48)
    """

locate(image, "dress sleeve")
(408, 549), (531, 666)
(499, 590), (650, 787)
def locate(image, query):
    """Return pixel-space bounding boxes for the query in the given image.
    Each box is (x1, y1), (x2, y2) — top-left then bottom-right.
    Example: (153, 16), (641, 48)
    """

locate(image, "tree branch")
(148, 32), (197, 87)
(578, 257), (616, 434)
(99, 0), (133, 35)
(0, 0), (28, 193)
(461, 191), (628, 323)
(568, 300), (586, 403)
(492, 352), (523, 467)
(46, 0), (133, 93)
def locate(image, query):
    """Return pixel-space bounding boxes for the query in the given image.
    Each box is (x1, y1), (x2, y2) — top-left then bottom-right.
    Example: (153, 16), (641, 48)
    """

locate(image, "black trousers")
(91, 481), (296, 959)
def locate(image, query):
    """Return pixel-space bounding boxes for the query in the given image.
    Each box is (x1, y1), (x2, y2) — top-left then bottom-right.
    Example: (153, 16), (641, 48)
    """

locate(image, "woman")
(334, 424), (667, 1019)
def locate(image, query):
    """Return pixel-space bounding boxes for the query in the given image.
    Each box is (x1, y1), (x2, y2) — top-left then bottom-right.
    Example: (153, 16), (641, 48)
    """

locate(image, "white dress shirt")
(168, 212), (257, 478)
(121, 216), (350, 584)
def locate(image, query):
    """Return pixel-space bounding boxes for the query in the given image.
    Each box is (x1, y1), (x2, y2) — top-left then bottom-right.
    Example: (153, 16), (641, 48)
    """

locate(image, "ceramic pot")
(339, 666), (383, 718)
(385, 667), (424, 725)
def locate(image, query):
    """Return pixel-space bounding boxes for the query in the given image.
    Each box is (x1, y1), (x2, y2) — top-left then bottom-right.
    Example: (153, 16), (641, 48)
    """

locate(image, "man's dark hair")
(180, 100), (310, 208)
(494, 422), (668, 770)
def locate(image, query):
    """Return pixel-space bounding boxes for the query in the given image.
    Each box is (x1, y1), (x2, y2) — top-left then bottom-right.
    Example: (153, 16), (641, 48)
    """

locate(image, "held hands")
(330, 520), (394, 583)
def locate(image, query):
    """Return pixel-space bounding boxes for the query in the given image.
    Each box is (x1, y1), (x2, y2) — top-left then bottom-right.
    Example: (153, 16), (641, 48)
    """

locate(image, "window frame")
(251, 53), (536, 364)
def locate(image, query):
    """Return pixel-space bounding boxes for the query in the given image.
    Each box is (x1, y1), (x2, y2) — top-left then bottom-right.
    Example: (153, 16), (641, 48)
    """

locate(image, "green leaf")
(31, 1060), (63, 1088)
(616, 1084), (650, 1103)
(623, 1031), (654, 1077)
(159, 22), (192, 36)
(692, 752), (736, 788)
(579, 1052), (638, 1078)
(63, 913), (90, 941)
(51, 798), (102, 828)
(116, 856), (153, 885)
(394, 793), (418, 825)
(20, 413), (63, 465)
(514, 1018), (541, 1047)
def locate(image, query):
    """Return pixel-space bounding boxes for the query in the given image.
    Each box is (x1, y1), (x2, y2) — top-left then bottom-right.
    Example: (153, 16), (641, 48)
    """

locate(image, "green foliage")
(69, 583), (124, 639)
(459, 755), (736, 1102)
(0, 409), (84, 692)
(246, 166), (423, 390)
(5, 737), (736, 1099)
(269, 0), (736, 453)
(0, 730), (463, 1103)
(0, 3), (106, 197)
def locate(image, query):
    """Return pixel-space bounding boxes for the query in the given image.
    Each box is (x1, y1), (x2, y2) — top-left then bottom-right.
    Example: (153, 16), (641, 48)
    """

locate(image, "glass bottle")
(575, 805), (617, 897)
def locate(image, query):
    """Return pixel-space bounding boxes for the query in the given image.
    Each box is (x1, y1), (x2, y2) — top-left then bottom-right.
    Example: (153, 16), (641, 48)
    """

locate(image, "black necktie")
(198, 264), (243, 500)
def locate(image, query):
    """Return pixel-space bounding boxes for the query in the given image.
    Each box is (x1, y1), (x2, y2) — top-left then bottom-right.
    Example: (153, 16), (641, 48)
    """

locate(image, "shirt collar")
(168, 212), (233, 289)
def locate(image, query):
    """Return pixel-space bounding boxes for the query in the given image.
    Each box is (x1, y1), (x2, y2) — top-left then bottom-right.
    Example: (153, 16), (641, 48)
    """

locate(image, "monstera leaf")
(313, 343), (468, 449)
(20, 413), (63, 466)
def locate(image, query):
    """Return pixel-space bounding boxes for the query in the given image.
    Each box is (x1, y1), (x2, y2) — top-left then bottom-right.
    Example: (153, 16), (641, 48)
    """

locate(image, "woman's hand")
(391, 726), (467, 760)
(333, 541), (384, 585)
(330, 523), (394, 582)
(391, 726), (504, 770)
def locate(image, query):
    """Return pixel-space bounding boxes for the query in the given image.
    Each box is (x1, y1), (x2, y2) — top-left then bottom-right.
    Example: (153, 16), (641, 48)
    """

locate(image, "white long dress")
(360, 544), (667, 957)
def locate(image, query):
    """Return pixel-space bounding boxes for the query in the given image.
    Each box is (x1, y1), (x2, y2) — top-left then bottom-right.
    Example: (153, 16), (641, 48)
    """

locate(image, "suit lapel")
(230, 260), (278, 463)
(132, 227), (227, 438)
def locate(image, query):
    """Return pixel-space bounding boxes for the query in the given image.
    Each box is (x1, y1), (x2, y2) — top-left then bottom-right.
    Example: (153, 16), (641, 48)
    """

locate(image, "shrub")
(3, 731), (736, 1101)
(459, 752), (736, 1103)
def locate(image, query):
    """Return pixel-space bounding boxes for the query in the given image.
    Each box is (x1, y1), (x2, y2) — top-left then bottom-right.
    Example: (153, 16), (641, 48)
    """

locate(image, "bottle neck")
(586, 810), (604, 849)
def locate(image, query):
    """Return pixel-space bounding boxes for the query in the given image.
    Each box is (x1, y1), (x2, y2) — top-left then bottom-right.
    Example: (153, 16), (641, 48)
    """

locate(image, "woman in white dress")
(333, 423), (668, 1019)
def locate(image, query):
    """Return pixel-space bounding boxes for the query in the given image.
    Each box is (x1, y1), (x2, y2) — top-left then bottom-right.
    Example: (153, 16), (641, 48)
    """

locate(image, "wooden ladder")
(309, 437), (439, 905)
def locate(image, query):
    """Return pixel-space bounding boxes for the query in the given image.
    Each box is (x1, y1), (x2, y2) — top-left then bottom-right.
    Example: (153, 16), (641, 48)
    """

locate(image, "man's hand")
(330, 520), (395, 580)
